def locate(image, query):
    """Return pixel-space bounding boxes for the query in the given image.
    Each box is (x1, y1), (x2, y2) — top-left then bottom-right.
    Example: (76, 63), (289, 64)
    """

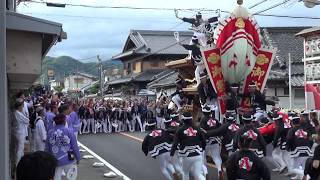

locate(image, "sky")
(17, 0), (320, 62)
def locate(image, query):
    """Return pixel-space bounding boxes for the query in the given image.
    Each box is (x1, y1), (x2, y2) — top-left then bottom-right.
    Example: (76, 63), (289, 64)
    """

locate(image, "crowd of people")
(141, 75), (320, 180)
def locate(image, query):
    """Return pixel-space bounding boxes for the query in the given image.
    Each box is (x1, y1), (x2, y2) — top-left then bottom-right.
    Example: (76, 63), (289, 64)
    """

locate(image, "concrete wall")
(268, 87), (305, 109)
(6, 30), (42, 89)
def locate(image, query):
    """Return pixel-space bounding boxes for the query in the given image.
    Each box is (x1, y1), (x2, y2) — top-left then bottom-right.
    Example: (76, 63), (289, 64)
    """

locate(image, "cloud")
(17, 0), (320, 61)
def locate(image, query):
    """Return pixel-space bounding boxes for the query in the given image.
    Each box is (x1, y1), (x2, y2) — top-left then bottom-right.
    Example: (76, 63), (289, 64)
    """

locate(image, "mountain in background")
(42, 56), (123, 81)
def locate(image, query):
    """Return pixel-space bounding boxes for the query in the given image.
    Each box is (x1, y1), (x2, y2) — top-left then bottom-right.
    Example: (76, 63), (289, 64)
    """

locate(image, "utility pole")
(97, 55), (104, 97)
(0, 0), (9, 179)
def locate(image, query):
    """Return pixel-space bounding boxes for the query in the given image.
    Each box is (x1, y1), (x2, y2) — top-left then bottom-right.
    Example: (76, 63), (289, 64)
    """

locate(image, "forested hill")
(42, 56), (122, 80)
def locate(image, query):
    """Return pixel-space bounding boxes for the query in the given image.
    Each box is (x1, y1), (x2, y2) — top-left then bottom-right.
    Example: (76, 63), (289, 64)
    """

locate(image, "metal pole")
(97, 55), (103, 97)
(288, 53), (292, 109)
(0, 1), (9, 179)
(303, 38), (308, 110)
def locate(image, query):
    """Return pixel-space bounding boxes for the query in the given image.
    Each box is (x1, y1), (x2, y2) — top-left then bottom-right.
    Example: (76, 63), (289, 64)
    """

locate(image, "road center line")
(119, 132), (217, 169)
(78, 141), (131, 180)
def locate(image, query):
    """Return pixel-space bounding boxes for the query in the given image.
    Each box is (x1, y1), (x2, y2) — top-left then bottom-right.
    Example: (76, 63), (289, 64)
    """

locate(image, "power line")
(22, 11), (320, 21)
(27, 0), (218, 12)
(253, 0), (292, 14)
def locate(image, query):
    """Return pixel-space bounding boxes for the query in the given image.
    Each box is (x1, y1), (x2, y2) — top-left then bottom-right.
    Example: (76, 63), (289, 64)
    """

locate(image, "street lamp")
(302, 0), (320, 8)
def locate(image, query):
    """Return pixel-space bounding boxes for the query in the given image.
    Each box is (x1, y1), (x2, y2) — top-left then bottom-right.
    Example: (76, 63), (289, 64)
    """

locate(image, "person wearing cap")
(46, 114), (80, 180)
(271, 113), (290, 173)
(286, 115), (314, 180)
(15, 99), (30, 165)
(226, 134), (271, 180)
(170, 112), (206, 180)
(233, 114), (267, 158)
(206, 112), (240, 157)
(34, 106), (47, 151)
(142, 119), (176, 180)
(200, 105), (223, 179)
(163, 114), (183, 177)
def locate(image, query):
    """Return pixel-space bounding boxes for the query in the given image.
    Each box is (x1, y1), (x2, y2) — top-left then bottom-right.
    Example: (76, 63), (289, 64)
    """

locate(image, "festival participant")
(34, 106), (47, 151)
(206, 112), (240, 157)
(175, 10), (218, 45)
(170, 90), (185, 112)
(78, 102), (86, 135)
(271, 113), (290, 173)
(45, 104), (57, 132)
(226, 134), (271, 180)
(46, 114), (80, 180)
(197, 72), (219, 120)
(241, 82), (268, 111)
(163, 115), (183, 176)
(170, 112), (206, 180)
(286, 115), (314, 180)
(131, 100), (144, 132)
(233, 114), (267, 158)
(155, 101), (165, 129)
(142, 119), (175, 180)
(14, 99), (30, 165)
(303, 131), (320, 180)
(224, 83), (240, 113)
(199, 105), (223, 179)
(67, 103), (81, 139)
(179, 36), (205, 87)
(301, 110), (316, 136)
(310, 110), (319, 132)
(86, 101), (95, 134)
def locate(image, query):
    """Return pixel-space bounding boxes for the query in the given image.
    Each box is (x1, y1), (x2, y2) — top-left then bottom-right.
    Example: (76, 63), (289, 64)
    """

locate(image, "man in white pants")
(200, 105), (223, 179)
(170, 112), (206, 180)
(14, 99), (30, 165)
(142, 119), (176, 180)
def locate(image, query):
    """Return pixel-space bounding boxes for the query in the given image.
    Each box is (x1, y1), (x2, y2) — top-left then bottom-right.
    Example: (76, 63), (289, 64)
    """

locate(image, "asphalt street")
(79, 132), (292, 180)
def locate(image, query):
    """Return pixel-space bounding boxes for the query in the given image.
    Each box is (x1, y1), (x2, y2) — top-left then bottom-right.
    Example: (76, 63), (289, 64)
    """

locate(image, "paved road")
(79, 132), (291, 180)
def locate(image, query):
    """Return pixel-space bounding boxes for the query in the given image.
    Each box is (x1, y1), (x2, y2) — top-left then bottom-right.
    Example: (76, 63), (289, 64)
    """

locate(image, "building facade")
(107, 30), (193, 95)
(63, 72), (97, 92)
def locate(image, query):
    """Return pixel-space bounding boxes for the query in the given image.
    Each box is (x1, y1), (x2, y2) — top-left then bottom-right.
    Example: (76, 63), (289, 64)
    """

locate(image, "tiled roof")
(291, 76), (304, 87)
(106, 69), (167, 85)
(112, 30), (193, 60)
(147, 71), (178, 89)
(263, 27), (307, 87)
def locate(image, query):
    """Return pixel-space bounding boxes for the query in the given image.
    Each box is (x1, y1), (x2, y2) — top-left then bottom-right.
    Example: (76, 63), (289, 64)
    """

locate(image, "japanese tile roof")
(112, 30), (193, 60)
(106, 69), (167, 85)
(147, 70), (178, 89)
(262, 27), (308, 87)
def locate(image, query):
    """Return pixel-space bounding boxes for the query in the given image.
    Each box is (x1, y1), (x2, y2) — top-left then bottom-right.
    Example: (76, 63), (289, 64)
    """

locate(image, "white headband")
(181, 115), (192, 120)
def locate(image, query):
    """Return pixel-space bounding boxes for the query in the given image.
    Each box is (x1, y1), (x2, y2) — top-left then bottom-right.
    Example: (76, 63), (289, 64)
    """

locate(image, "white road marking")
(78, 141), (131, 180)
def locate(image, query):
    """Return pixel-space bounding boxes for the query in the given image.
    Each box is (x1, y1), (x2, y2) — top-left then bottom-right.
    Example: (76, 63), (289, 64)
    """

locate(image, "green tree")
(89, 83), (100, 94)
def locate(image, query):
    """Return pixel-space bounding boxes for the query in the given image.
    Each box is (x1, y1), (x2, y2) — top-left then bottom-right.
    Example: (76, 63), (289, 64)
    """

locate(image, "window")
(127, 63), (131, 74)
(294, 89), (305, 98)
(284, 87), (289, 95)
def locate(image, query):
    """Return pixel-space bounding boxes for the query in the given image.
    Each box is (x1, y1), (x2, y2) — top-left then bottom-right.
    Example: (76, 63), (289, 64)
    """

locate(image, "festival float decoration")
(201, 1), (276, 114)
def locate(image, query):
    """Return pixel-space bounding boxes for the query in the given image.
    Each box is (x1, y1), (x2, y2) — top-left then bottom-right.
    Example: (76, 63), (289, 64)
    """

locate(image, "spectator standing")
(14, 99), (30, 165)
(34, 106), (47, 151)
(46, 114), (80, 180)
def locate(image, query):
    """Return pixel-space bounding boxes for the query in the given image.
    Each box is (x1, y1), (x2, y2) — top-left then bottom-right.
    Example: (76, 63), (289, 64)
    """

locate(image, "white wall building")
(63, 72), (96, 92)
